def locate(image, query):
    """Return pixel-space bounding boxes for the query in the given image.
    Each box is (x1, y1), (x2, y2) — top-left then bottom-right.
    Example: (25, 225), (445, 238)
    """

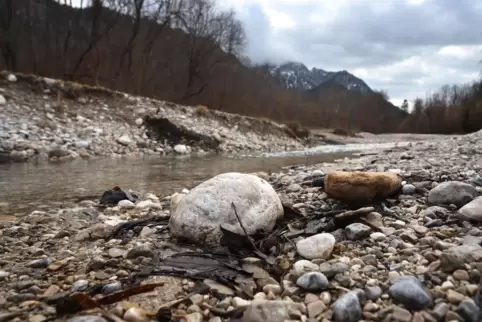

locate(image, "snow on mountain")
(270, 62), (372, 94)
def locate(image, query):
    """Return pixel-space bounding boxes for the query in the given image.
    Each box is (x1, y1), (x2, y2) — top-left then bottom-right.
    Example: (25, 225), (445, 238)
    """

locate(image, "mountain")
(270, 62), (372, 94)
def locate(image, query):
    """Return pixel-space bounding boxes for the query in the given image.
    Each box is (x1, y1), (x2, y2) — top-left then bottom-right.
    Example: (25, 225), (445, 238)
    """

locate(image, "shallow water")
(0, 142), (406, 216)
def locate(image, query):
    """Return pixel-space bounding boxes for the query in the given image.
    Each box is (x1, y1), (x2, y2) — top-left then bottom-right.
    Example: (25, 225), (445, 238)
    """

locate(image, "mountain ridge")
(270, 61), (373, 94)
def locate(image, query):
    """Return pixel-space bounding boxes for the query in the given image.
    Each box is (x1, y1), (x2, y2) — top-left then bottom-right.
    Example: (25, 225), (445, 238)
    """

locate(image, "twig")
(231, 202), (261, 254)
(282, 234), (296, 248)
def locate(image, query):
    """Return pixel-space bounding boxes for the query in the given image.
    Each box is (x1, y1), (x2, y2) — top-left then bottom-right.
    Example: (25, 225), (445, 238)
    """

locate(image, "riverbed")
(0, 140), (417, 217)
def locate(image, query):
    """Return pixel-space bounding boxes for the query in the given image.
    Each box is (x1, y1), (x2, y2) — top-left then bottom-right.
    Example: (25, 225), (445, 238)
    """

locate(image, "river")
(0, 142), (409, 217)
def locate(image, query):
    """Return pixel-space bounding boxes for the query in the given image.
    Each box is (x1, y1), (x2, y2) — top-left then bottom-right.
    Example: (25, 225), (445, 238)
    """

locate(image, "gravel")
(2, 111), (482, 321)
(0, 73), (315, 163)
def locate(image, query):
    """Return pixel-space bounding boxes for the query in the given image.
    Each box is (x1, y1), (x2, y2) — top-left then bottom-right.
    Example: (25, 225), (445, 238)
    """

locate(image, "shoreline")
(2, 71), (482, 321)
(1, 130), (482, 321)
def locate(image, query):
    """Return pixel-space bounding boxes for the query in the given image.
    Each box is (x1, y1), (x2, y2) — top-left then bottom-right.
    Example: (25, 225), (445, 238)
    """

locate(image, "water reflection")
(0, 138), (413, 217)
(0, 151), (357, 216)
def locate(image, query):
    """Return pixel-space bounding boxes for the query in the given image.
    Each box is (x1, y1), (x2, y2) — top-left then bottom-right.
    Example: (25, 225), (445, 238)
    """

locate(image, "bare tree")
(0, 0), (17, 70)
(174, 0), (246, 99)
(374, 89), (389, 101)
(68, 0), (122, 79)
(115, 0), (145, 77)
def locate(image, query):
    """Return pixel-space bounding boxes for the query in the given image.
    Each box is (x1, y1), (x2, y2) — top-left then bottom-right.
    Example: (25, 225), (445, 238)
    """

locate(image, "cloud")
(68, 0), (482, 107)
(223, 0), (482, 106)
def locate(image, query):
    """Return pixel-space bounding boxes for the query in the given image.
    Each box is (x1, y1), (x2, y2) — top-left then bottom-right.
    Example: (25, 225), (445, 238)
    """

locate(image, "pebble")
(67, 317), (108, 322)
(71, 279), (89, 292)
(185, 312), (203, 322)
(457, 197), (482, 222)
(344, 223), (371, 240)
(0, 270), (10, 280)
(292, 260), (320, 275)
(389, 276), (432, 310)
(402, 184), (416, 194)
(232, 297), (251, 309)
(391, 306), (412, 322)
(432, 302), (450, 320)
(365, 286), (382, 300)
(446, 289), (465, 304)
(331, 291), (362, 322)
(123, 307), (149, 322)
(27, 258), (52, 268)
(108, 247), (126, 258)
(95, 271), (110, 280)
(307, 300), (326, 317)
(101, 282), (122, 294)
(7, 73), (17, 82)
(370, 232), (387, 241)
(456, 299), (481, 322)
(427, 181), (477, 207)
(263, 284), (282, 295)
(126, 245), (154, 259)
(118, 200), (135, 209)
(296, 233), (335, 259)
(29, 315), (47, 322)
(296, 272), (329, 292)
(241, 300), (306, 322)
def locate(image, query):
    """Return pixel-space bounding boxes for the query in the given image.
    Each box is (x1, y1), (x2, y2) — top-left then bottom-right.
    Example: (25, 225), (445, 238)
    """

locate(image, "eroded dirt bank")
(0, 72), (324, 163)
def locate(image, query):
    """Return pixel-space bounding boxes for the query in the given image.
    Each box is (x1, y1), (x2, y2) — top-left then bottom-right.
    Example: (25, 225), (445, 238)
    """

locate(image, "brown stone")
(323, 171), (402, 201)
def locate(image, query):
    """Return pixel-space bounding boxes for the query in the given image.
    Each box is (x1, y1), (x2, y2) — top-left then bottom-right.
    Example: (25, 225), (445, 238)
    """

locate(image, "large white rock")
(168, 172), (283, 246)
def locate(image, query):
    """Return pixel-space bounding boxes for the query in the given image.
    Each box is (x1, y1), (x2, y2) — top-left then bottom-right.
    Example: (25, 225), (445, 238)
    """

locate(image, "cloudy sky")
(70, 0), (482, 107)
(217, 0), (482, 107)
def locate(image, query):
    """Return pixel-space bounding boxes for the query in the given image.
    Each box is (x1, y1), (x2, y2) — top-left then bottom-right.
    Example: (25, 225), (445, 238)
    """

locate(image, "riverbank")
(0, 72), (327, 164)
(1, 129), (482, 321)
